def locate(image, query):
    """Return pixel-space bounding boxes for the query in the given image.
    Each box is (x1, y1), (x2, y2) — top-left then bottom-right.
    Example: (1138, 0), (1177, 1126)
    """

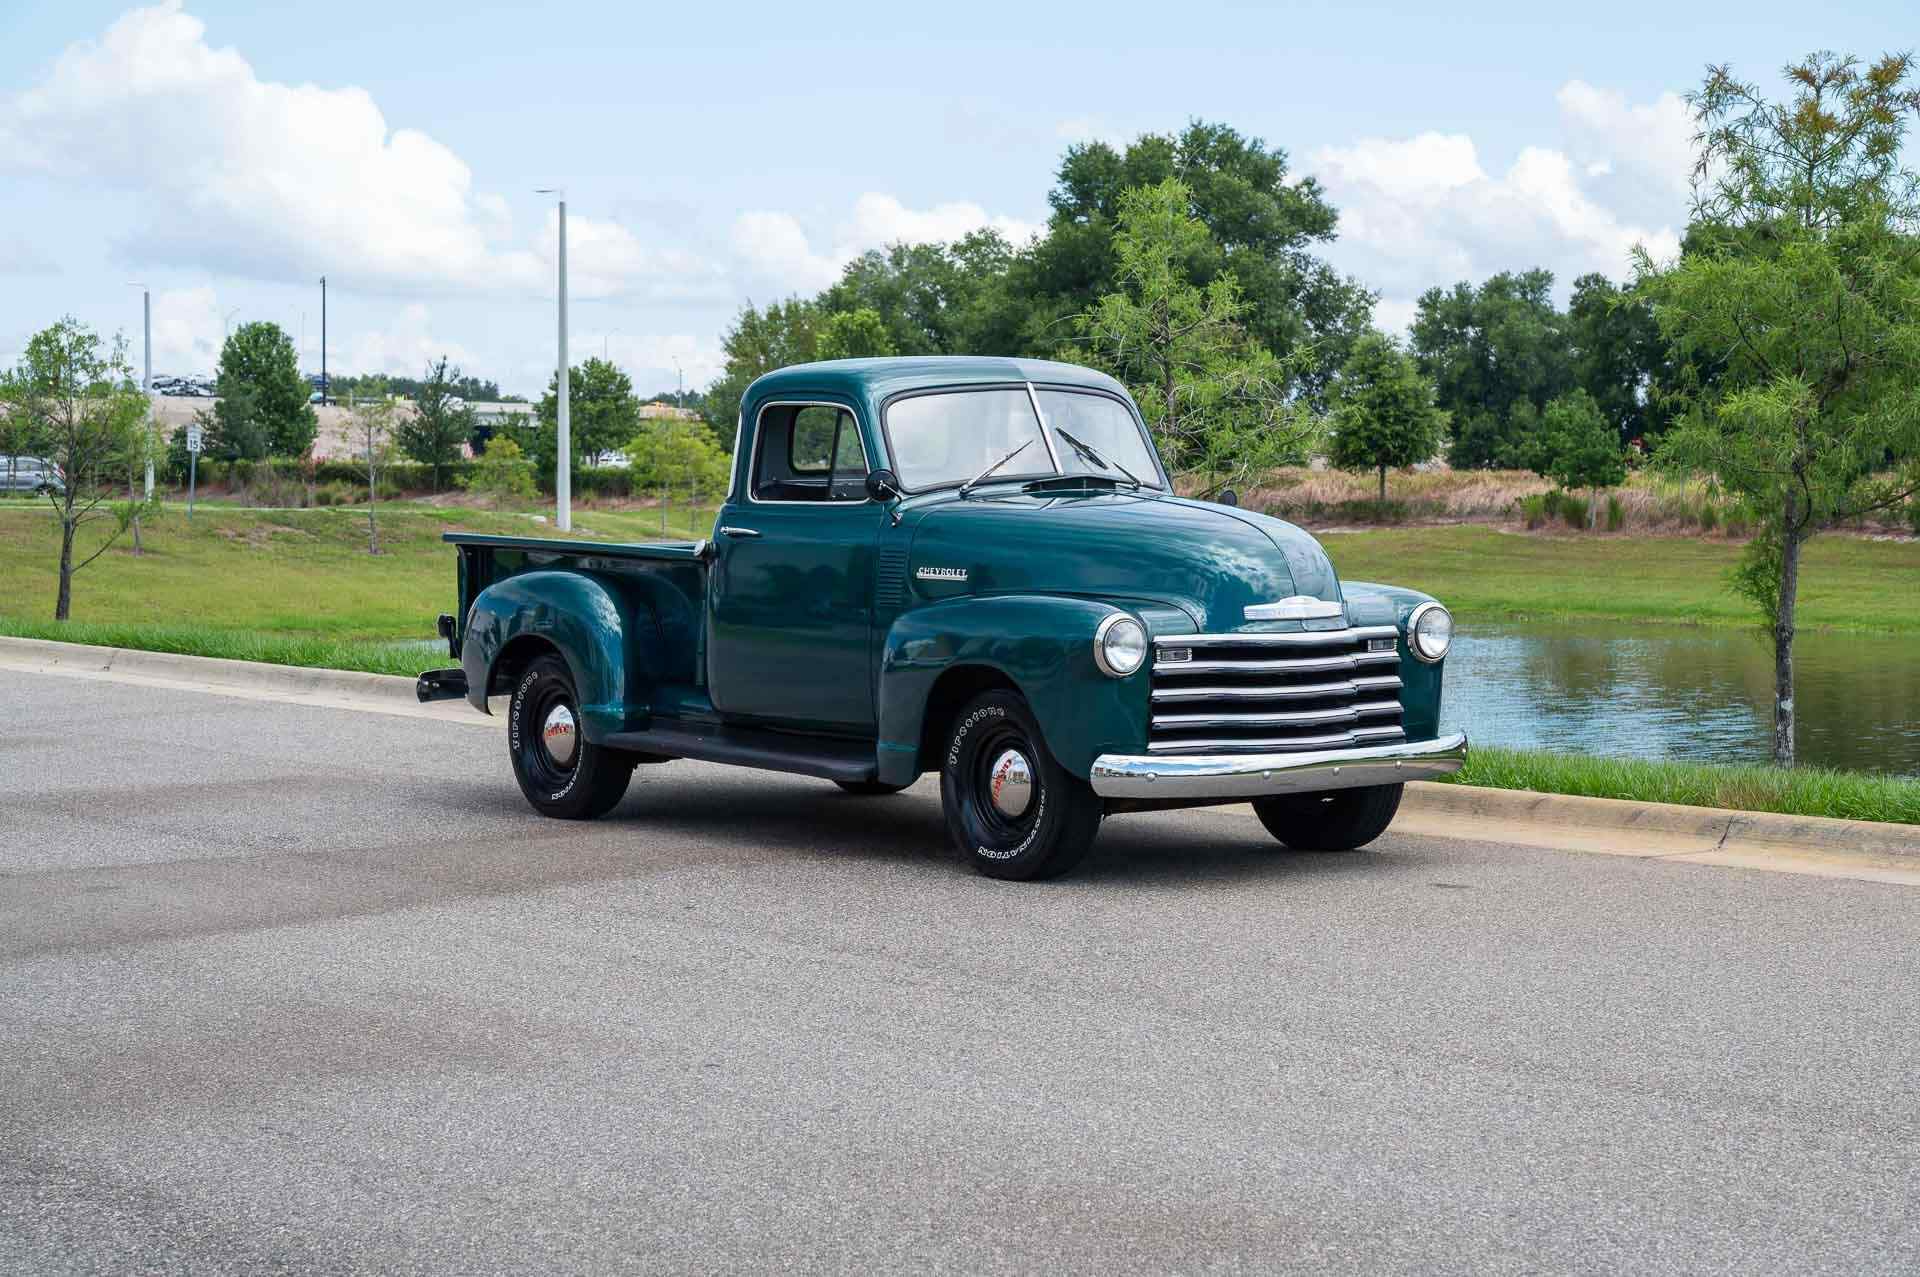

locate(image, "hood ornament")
(1245, 596), (1344, 622)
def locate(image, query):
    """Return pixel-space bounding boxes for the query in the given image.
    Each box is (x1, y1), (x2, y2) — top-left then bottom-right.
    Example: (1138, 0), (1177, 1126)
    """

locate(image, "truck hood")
(905, 489), (1342, 631)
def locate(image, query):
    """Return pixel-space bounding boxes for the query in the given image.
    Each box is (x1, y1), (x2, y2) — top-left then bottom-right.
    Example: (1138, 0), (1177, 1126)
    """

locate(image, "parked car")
(419, 357), (1465, 880)
(0, 456), (64, 495)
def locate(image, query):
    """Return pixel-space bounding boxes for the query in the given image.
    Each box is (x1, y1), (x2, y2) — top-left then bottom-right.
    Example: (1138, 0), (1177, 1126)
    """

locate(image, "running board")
(599, 723), (878, 784)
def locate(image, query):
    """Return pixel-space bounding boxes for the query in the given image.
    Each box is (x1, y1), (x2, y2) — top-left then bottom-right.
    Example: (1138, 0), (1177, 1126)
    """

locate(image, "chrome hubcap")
(541, 703), (578, 767)
(987, 748), (1033, 818)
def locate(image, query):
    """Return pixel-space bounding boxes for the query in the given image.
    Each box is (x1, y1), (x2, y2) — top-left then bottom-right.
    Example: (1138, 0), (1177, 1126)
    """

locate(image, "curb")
(1401, 780), (1920, 860)
(0, 635), (435, 710)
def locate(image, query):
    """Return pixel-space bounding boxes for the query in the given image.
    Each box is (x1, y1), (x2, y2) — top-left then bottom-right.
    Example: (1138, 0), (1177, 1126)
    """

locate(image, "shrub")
(462, 436), (536, 505)
(1698, 502), (1720, 532)
(1908, 499), (1920, 537)
(1606, 494), (1624, 531)
(1519, 493), (1550, 528)
(1560, 494), (1589, 529)
(1723, 504), (1753, 538)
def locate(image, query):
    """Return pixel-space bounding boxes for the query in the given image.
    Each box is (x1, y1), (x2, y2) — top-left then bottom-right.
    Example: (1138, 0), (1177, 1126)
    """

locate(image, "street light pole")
(537, 188), (571, 530)
(319, 275), (328, 404)
(223, 307), (241, 339)
(127, 283), (152, 498)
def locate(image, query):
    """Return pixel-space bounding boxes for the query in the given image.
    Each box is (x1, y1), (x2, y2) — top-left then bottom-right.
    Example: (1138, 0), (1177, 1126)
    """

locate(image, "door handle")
(717, 525), (761, 538)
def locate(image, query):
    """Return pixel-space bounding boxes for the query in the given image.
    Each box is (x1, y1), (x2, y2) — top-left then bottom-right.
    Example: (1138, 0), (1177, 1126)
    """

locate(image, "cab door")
(708, 401), (884, 731)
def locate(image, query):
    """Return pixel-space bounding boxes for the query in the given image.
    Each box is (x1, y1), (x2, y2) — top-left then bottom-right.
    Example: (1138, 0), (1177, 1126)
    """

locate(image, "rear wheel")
(507, 654), (635, 820)
(1252, 784), (1403, 851)
(940, 690), (1102, 881)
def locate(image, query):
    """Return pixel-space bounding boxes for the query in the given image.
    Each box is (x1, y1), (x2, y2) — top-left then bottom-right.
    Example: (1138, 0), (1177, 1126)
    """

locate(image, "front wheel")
(940, 690), (1102, 881)
(1252, 784), (1403, 851)
(508, 654), (635, 820)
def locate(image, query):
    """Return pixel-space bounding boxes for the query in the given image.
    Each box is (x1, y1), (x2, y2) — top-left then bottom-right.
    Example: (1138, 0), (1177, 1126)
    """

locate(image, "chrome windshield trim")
(1024, 381), (1065, 474)
(1090, 732), (1469, 799)
(1155, 626), (1400, 648)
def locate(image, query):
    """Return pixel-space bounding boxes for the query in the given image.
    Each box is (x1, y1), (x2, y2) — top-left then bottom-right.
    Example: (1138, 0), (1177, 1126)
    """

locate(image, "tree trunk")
(1377, 465), (1387, 505)
(1772, 523), (1802, 768)
(367, 461), (379, 555)
(55, 517), (76, 621)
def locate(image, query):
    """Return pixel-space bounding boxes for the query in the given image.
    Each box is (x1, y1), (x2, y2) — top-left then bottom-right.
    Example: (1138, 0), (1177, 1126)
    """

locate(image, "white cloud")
(729, 194), (1042, 296)
(149, 285), (222, 373)
(341, 303), (480, 379)
(0, 2), (707, 301)
(1310, 82), (1688, 324)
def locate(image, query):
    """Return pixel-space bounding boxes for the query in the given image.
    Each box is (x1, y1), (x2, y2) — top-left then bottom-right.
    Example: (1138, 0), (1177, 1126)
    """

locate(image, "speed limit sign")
(186, 425), (203, 454)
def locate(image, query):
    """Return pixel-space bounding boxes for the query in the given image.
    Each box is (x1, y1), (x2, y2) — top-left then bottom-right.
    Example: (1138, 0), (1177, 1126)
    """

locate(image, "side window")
(752, 404), (870, 502)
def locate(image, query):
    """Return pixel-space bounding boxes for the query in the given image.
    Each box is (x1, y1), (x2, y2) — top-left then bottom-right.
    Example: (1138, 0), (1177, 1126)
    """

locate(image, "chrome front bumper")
(1088, 732), (1468, 801)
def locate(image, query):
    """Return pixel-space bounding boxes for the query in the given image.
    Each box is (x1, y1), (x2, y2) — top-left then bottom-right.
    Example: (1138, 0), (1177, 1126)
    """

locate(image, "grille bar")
(1154, 651), (1398, 677)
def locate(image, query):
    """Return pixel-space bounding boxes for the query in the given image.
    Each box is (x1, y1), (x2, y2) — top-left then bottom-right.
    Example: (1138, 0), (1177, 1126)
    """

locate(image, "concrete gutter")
(6, 634), (1916, 883)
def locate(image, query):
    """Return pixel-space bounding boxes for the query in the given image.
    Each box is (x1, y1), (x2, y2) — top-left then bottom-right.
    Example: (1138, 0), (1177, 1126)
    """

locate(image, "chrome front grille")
(1148, 626), (1405, 755)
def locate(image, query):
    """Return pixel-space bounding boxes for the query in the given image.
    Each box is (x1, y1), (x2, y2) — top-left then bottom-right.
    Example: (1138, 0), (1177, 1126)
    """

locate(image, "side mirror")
(1217, 488), (1239, 508)
(865, 469), (902, 501)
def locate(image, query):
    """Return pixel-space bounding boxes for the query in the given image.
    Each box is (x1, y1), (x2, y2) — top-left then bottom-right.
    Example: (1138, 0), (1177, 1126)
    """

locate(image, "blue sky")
(1, 1), (1911, 398)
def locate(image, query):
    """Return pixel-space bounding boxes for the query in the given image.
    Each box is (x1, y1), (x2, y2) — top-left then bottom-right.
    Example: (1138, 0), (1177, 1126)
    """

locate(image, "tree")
(819, 231), (1016, 356)
(529, 357), (640, 477)
(461, 433), (535, 505)
(396, 356), (476, 490)
(1072, 179), (1319, 495)
(1412, 269), (1574, 468)
(1567, 273), (1673, 446)
(1020, 121), (1374, 400)
(1635, 51), (1920, 766)
(344, 379), (399, 554)
(0, 318), (150, 619)
(814, 308), (896, 361)
(216, 322), (316, 457)
(1326, 331), (1447, 503)
(1536, 390), (1627, 527)
(201, 377), (269, 461)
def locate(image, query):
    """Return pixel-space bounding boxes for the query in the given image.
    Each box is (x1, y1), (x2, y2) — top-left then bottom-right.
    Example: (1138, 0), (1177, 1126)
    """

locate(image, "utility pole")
(536, 189), (571, 530)
(141, 288), (152, 499)
(319, 275), (328, 404)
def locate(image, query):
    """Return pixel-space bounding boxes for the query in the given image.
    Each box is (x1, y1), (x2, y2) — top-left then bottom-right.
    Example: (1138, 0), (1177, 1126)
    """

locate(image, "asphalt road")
(4, 675), (1917, 1274)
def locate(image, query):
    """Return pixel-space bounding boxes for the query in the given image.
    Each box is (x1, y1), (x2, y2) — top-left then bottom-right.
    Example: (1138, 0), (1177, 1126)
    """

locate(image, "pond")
(1443, 620), (1920, 778)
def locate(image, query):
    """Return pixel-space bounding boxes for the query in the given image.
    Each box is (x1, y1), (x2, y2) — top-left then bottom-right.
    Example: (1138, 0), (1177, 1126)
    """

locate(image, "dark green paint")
(444, 357), (1451, 787)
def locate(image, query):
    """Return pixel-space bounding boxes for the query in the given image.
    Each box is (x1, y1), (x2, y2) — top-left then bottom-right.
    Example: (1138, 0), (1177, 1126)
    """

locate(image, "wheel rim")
(521, 681), (579, 792)
(969, 723), (1041, 850)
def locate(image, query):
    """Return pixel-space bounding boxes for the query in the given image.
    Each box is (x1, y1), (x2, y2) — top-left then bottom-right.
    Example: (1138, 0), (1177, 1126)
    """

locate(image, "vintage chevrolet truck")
(419, 357), (1466, 880)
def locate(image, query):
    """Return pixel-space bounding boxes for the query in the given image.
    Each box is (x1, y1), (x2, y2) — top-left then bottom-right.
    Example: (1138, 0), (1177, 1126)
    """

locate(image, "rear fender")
(875, 594), (1149, 787)
(460, 571), (646, 740)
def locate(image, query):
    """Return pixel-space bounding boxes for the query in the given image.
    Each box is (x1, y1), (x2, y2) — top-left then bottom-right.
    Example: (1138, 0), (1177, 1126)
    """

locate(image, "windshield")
(883, 386), (1163, 492)
(884, 388), (1054, 491)
(1034, 389), (1162, 487)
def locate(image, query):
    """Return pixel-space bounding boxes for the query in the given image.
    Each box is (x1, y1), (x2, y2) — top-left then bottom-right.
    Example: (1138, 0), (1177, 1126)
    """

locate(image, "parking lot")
(4, 673), (1917, 1273)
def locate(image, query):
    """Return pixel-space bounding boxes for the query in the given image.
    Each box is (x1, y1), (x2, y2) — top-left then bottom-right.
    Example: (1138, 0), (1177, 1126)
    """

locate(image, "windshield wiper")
(959, 438), (1033, 496)
(1055, 428), (1142, 488)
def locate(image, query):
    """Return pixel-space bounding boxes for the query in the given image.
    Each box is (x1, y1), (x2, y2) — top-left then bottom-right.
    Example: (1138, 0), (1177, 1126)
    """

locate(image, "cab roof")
(744, 356), (1128, 408)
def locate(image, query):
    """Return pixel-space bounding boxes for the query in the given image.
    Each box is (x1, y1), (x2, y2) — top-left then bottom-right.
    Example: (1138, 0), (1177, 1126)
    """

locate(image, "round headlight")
(1409, 602), (1452, 664)
(1094, 614), (1148, 678)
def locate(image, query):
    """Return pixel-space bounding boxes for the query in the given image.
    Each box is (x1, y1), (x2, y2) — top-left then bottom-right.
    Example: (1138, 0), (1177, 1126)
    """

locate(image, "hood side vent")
(876, 547), (909, 608)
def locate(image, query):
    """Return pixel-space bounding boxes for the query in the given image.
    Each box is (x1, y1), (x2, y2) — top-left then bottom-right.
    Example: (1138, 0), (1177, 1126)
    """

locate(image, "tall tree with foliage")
(1536, 390), (1627, 527)
(529, 357), (640, 476)
(814, 308), (897, 361)
(1635, 51), (1920, 766)
(1326, 331), (1447, 503)
(1020, 122), (1373, 399)
(1, 318), (150, 619)
(396, 356), (476, 490)
(1412, 269), (1574, 468)
(1073, 179), (1319, 494)
(1566, 273), (1673, 446)
(216, 321), (316, 457)
(819, 231), (1015, 356)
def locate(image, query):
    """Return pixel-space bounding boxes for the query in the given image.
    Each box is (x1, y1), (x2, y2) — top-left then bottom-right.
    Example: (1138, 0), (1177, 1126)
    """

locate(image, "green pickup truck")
(419, 356), (1466, 880)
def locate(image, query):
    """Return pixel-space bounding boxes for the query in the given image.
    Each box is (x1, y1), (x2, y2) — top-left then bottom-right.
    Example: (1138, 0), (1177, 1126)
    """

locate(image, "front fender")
(460, 570), (636, 740)
(876, 594), (1149, 786)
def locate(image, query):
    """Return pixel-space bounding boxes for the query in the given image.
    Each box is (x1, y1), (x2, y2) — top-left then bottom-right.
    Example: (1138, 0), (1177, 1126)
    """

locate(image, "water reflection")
(1443, 620), (1920, 777)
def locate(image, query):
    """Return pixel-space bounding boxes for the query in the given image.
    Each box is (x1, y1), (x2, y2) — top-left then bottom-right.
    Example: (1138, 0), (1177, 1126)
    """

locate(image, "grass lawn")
(1444, 745), (1920, 826)
(1322, 525), (1920, 634)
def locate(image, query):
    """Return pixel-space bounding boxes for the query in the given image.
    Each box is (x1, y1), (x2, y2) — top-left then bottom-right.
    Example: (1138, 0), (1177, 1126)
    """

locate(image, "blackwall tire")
(1252, 783), (1403, 851)
(507, 654), (635, 820)
(939, 690), (1102, 881)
